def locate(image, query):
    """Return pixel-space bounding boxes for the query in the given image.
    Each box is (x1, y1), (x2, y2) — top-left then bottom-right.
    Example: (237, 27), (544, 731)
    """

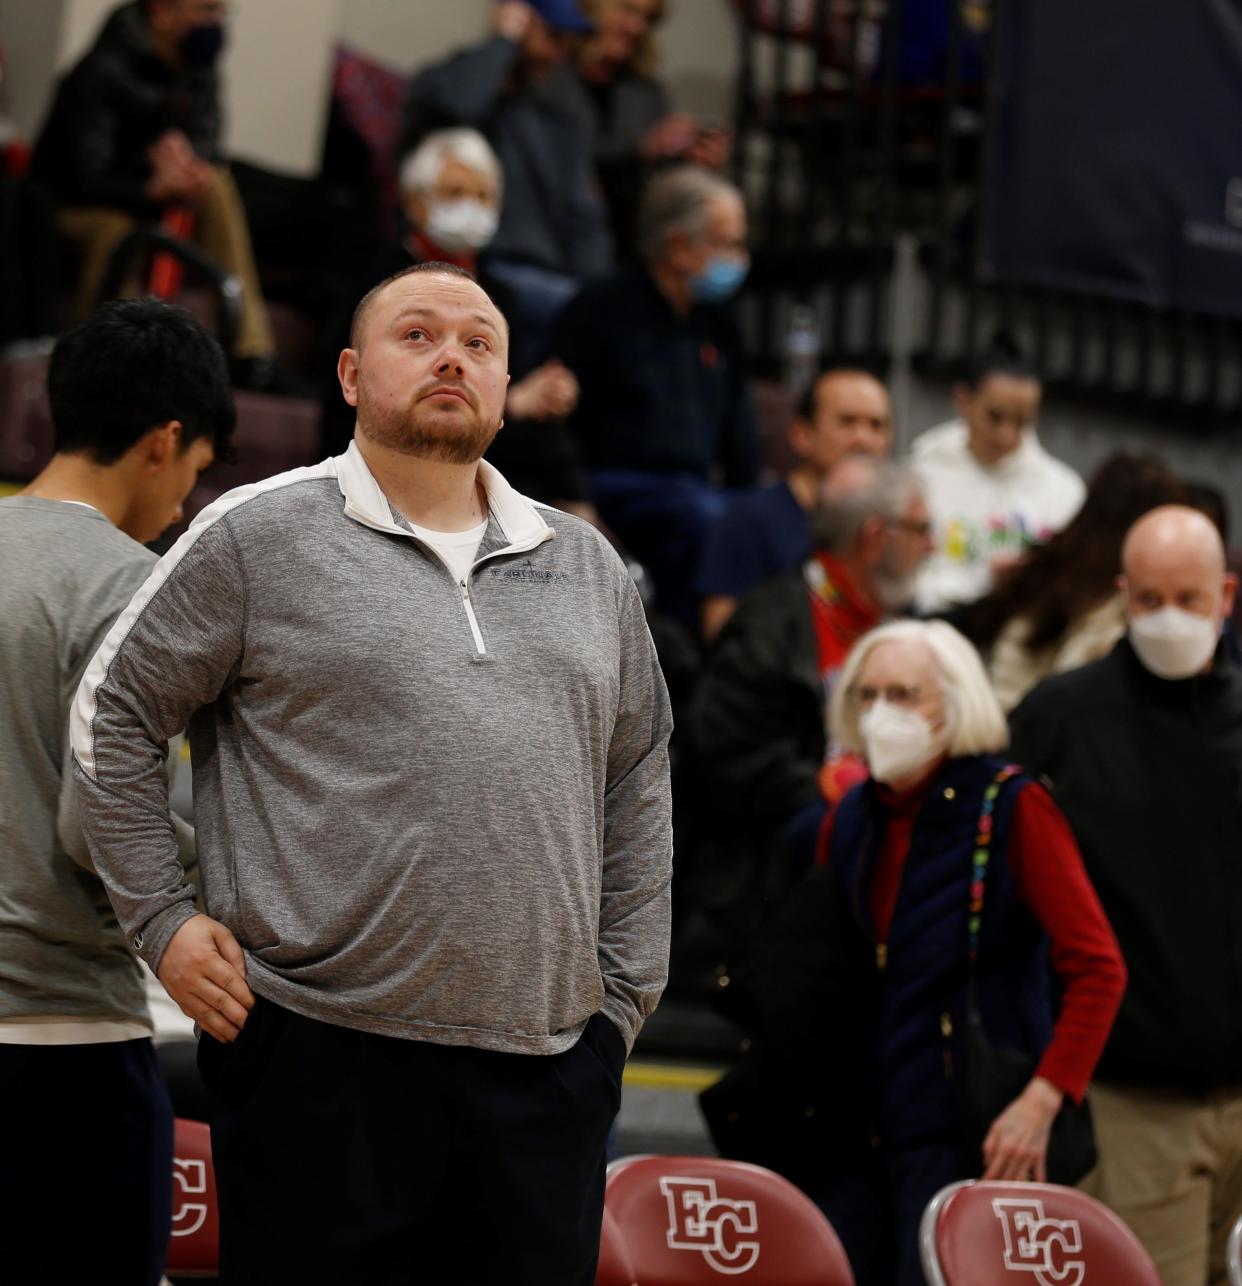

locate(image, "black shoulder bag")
(953, 766), (1098, 1185)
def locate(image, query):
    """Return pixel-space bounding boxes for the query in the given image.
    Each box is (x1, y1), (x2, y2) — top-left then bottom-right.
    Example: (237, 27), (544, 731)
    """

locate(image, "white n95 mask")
(1128, 606), (1219, 679)
(424, 199), (500, 253)
(859, 699), (942, 786)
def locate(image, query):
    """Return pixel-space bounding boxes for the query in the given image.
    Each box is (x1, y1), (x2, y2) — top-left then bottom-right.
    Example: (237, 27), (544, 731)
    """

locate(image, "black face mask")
(180, 22), (225, 68)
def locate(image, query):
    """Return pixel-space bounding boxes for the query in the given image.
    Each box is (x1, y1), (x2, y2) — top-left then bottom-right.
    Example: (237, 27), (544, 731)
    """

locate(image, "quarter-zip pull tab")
(876, 942), (887, 972)
(941, 1011), (954, 1078)
(458, 577), (487, 654)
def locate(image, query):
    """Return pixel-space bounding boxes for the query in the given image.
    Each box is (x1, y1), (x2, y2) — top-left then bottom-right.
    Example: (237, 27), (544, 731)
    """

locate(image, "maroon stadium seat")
(0, 353), (54, 482)
(597, 1206), (638, 1286)
(605, 1154), (855, 1284)
(167, 1117), (220, 1278)
(919, 1180), (1161, 1286)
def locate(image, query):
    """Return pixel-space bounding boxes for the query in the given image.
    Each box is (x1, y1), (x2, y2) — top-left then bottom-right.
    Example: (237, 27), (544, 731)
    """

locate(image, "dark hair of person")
(962, 330), (1040, 390)
(795, 366), (884, 422)
(971, 453), (1187, 656)
(47, 298), (236, 465)
(348, 260), (494, 350)
(1183, 480), (1230, 545)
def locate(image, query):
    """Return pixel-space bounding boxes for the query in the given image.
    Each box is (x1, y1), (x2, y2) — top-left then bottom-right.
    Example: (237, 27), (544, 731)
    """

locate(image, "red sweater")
(817, 774), (1126, 1104)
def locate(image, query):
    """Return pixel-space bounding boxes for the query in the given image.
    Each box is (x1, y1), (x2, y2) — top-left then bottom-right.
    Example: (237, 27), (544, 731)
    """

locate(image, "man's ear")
(857, 513), (887, 564)
(666, 227), (693, 273)
(788, 416), (812, 459)
(951, 382), (972, 419)
(338, 348), (360, 408)
(1223, 571), (1238, 620)
(143, 419), (182, 468)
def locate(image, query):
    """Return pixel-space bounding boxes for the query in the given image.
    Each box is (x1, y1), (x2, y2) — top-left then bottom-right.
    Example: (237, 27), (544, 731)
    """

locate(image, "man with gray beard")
(692, 455), (933, 827)
(71, 262), (673, 1284)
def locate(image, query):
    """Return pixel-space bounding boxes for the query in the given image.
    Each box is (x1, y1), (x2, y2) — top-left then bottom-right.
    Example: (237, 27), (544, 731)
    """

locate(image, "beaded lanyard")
(967, 765), (1023, 967)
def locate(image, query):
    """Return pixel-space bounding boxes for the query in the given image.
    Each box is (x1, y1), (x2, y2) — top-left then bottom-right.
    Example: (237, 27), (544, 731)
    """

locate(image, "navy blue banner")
(985, 0), (1242, 318)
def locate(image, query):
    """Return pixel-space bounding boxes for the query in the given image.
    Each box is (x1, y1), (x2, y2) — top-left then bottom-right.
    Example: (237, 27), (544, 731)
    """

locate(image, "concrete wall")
(2, 0), (68, 141)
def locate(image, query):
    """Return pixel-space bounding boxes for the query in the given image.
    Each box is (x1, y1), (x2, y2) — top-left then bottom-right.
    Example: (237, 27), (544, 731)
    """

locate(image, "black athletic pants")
(0, 1037), (174, 1286)
(199, 997), (624, 1285)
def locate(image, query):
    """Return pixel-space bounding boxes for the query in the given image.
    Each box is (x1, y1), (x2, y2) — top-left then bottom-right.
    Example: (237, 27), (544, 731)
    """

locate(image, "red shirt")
(817, 776), (1127, 1104)
(806, 552), (883, 683)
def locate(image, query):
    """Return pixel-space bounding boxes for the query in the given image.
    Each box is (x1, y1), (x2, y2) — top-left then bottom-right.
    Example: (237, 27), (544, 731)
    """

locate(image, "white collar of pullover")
(335, 441), (555, 554)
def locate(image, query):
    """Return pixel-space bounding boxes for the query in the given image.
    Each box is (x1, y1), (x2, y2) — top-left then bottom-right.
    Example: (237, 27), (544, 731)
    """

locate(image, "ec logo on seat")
(992, 1198), (1085, 1286)
(660, 1176), (761, 1275)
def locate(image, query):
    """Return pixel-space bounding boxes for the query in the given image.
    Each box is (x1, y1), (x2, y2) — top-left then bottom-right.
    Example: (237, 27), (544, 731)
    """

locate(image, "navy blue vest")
(830, 754), (1053, 1148)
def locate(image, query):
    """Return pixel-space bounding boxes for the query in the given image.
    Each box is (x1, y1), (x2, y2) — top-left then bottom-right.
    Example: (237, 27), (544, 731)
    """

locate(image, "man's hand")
(641, 112), (698, 161)
(506, 359), (580, 421)
(686, 125), (733, 171)
(493, 1), (535, 42)
(981, 1075), (1062, 1182)
(145, 130), (215, 204)
(157, 913), (254, 1043)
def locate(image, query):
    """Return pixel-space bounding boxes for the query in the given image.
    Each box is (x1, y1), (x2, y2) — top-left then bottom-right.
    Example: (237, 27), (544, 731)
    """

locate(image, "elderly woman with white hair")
(703, 619), (1126, 1286)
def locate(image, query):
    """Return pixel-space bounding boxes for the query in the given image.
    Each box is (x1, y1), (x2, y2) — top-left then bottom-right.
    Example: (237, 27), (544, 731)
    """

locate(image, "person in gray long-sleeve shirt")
(72, 260), (673, 1284)
(1, 298), (232, 1285)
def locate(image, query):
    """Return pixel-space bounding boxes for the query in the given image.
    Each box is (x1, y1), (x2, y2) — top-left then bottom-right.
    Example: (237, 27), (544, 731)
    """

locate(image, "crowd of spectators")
(3, 2), (1242, 1285)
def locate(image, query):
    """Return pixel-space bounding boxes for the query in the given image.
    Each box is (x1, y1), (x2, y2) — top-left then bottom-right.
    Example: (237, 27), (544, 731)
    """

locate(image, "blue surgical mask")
(690, 255), (749, 304)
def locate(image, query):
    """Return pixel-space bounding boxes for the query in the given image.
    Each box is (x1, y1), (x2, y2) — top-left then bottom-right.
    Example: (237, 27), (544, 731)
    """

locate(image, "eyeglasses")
(888, 518), (933, 539)
(851, 684), (924, 708)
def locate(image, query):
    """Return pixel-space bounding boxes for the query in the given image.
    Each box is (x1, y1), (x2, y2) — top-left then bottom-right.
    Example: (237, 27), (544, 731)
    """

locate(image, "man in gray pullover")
(1, 298), (233, 1284)
(72, 261), (673, 1283)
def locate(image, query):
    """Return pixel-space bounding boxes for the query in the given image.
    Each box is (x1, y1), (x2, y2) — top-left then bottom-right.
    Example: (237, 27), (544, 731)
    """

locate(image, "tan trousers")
(1080, 1080), (1242, 1286)
(56, 166), (274, 358)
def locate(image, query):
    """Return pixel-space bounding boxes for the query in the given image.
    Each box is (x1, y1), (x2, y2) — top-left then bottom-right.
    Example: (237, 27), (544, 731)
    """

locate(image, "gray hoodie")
(71, 446), (672, 1055)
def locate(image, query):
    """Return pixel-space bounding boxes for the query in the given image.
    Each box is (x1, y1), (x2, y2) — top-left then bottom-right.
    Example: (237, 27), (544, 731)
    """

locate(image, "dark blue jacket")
(829, 754), (1052, 1147)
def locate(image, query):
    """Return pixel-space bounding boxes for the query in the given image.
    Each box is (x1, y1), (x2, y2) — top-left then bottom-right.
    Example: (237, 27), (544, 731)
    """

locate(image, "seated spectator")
(911, 340), (1085, 614)
(551, 166), (757, 624)
(692, 456), (931, 832)
(30, 0), (282, 388)
(566, 0), (731, 260)
(698, 366), (893, 640)
(703, 620), (1125, 1286)
(407, 0), (612, 352)
(320, 128), (589, 514)
(968, 453), (1186, 710)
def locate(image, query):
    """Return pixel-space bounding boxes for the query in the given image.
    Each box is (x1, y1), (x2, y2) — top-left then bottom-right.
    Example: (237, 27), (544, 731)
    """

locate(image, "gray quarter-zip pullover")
(71, 445), (673, 1055)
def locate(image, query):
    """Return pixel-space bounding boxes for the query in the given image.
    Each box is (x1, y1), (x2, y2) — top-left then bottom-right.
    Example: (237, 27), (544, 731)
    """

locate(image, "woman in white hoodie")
(911, 341), (1085, 614)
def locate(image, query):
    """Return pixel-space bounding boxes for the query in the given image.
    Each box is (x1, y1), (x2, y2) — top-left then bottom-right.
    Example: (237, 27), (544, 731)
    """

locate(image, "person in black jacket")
(31, 0), (278, 379)
(550, 166), (758, 625)
(1010, 504), (1242, 1286)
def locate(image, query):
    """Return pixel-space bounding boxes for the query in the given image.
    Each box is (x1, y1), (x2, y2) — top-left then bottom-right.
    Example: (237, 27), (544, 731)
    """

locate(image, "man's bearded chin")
(356, 389), (501, 465)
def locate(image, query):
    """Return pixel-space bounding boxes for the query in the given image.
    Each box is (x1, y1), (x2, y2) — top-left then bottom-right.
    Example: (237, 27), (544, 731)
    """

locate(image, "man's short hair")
(810, 456), (918, 554)
(348, 261), (506, 351)
(796, 365), (885, 422)
(47, 298), (235, 465)
(635, 166), (742, 264)
(398, 129), (503, 200)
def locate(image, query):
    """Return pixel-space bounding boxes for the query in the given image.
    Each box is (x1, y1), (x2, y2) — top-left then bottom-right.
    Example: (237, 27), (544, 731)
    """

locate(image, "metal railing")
(731, 0), (1242, 423)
